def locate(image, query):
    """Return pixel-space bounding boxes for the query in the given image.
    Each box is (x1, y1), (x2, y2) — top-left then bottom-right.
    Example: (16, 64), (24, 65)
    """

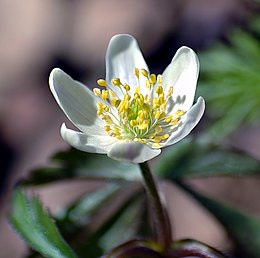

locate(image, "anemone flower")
(49, 34), (205, 163)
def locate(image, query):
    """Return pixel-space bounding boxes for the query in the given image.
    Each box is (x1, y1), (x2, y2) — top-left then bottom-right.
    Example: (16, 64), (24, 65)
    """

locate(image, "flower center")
(93, 68), (185, 147)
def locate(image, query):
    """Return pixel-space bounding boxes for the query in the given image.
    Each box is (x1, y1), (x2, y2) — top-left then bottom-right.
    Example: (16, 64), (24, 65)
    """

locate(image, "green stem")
(139, 161), (172, 251)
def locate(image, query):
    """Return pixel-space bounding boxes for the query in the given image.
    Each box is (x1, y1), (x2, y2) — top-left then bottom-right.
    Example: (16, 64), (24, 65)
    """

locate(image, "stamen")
(93, 68), (182, 145)
(167, 86), (173, 96)
(124, 84), (130, 91)
(134, 67), (140, 78)
(155, 86), (163, 95)
(112, 78), (121, 86)
(93, 88), (101, 96)
(145, 79), (150, 89)
(157, 74), (163, 84)
(141, 68), (149, 77)
(176, 110), (185, 116)
(97, 79), (107, 87)
(149, 74), (156, 84)
(101, 90), (109, 99)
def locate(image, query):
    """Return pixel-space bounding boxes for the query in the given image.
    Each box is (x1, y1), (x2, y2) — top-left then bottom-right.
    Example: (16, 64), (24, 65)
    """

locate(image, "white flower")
(49, 34), (205, 163)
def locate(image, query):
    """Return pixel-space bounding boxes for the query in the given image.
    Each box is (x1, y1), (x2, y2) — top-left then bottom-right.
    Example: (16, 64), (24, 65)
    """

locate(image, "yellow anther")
(176, 110), (185, 116)
(162, 134), (169, 139)
(110, 98), (116, 106)
(149, 133), (156, 139)
(115, 99), (121, 107)
(139, 94), (144, 102)
(124, 101), (130, 110)
(138, 110), (144, 116)
(155, 111), (162, 120)
(145, 79), (150, 89)
(154, 136), (162, 143)
(108, 131), (116, 137)
(137, 124), (148, 130)
(158, 94), (165, 105)
(141, 68), (149, 77)
(157, 74), (163, 84)
(143, 103), (150, 111)
(167, 86), (173, 96)
(109, 90), (116, 97)
(112, 78), (121, 86)
(124, 93), (131, 100)
(164, 114), (173, 123)
(160, 112), (166, 120)
(155, 127), (162, 133)
(101, 114), (112, 123)
(130, 120), (137, 127)
(138, 112), (145, 123)
(144, 119), (150, 125)
(93, 88), (101, 96)
(124, 84), (130, 91)
(170, 118), (179, 126)
(118, 102), (125, 113)
(160, 103), (167, 113)
(134, 138), (147, 143)
(135, 86), (140, 94)
(134, 67), (140, 78)
(137, 94), (144, 106)
(153, 143), (161, 147)
(97, 79), (107, 87)
(155, 86), (163, 95)
(97, 101), (103, 108)
(103, 105), (109, 112)
(114, 128), (120, 134)
(149, 74), (156, 84)
(101, 90), (109, 99)
(137, 99), (144, 107)
(104, 125), (111, 131)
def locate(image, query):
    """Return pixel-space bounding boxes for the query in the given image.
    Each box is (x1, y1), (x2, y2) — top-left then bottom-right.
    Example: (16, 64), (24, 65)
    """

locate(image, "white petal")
(49, 68), (106, 135)
(162, 46), (199, 111)
(108, 141), (161, 163)
(163, 97), (205, 147)
(61, 123), (117, 153)
(106, 34), (149, 96)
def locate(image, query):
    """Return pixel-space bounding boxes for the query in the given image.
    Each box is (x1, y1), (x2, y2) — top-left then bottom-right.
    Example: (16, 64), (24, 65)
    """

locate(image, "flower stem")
(139, 161), (172, 251)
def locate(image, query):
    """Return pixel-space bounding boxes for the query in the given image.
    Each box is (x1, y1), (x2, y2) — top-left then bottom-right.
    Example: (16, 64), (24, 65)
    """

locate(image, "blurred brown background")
(0, 0), (259, 257)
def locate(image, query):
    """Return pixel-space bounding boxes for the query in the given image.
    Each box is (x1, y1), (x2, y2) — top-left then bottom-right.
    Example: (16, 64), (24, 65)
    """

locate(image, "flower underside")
(93, 68), (185, 148)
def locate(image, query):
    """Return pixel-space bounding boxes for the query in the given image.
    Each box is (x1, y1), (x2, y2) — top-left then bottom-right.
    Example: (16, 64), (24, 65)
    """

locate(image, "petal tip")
(49, 68), (66, 92)
(197, 96), (206, 109)
(110, 34), (135, 43)
(49, 67), (63, 80)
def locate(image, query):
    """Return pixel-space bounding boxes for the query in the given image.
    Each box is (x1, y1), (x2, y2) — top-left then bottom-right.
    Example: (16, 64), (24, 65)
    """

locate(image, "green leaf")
(156, 138), (260, 179)
(10, 188), (78, 258)
(177, 182), (260, 258)
(56, 183), (121, 227)
(68, 188), (145, 258)
(197, 20), (260, 140)
(22, 149), (141, 186)
(98, 197), (144, 252)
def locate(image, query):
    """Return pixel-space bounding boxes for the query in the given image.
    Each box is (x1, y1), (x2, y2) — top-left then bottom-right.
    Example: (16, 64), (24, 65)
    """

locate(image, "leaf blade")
(10, 188), (78, 258)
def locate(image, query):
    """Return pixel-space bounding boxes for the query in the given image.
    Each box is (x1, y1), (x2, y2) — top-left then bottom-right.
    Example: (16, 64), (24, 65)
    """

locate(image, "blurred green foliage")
(198, 15), (260, 141)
